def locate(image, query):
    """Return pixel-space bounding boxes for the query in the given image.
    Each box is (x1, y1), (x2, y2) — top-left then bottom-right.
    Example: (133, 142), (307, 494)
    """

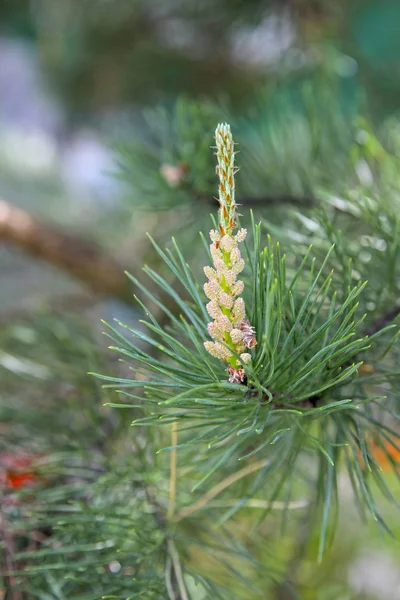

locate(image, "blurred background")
(2, 0), (400, 313)
(1, 1), (400, 598)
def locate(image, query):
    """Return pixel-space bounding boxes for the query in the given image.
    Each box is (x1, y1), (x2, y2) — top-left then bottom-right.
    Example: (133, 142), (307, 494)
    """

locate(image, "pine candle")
(203, 123), (257, 383)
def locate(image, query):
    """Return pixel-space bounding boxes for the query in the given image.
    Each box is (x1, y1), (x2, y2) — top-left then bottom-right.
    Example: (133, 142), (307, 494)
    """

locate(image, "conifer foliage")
(2, 111), (400, 599)
(94, 122), (399, 587)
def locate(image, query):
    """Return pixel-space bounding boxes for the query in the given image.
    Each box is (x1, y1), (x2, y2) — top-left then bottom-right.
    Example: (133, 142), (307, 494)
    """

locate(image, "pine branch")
(366, 305), (400, 336)
(234, 195), (315, 208)
(168, 422), (178, 521)
(185, 184), (316, 210)
(174, 459), (270, 522)
(97, 121), (400, 559)
(0, 198), (132, 300)
(167, 539), (189, 600)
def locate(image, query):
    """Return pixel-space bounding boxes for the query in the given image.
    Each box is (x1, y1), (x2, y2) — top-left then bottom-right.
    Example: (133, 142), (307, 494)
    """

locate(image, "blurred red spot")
(7, 471), (36, 489)
(0, 452), (38, 492)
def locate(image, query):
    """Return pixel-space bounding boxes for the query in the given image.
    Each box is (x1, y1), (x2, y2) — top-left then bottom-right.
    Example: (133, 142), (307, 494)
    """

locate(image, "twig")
(366, 305), (400, 336)
(173, 458), (269, 522)
(0, 290), (97, 324)
(205, 498), (308, 510)
(180, 180), (315, 210)
(229, 195), (315, 209)
(0, 505), (23, 600)
(165, 556), (176, 600)
(199, 193), (315, 209)
(168, 422), (178, 520)
(175, 171), (316, 210)
(167, 539), (189, 600)
(0, 198), (132, 300)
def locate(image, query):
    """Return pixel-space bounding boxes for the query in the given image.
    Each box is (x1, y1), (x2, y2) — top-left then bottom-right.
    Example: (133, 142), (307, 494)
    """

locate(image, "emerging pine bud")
(215, 123), (239, 236)
(203, 124), (257, 383)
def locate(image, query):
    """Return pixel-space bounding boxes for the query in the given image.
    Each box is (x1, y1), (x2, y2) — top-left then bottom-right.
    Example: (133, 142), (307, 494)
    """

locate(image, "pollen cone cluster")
(204, 123), (257, 384)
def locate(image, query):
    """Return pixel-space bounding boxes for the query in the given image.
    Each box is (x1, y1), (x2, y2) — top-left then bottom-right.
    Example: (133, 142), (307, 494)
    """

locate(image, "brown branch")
(366, 305), (400, 337)
(0, 290), (98, 324)
(0, 199), (132, 300)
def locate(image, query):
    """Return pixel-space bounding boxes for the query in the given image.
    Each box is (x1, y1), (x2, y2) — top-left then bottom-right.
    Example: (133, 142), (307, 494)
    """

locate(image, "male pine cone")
(203, 123), (257, 384)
